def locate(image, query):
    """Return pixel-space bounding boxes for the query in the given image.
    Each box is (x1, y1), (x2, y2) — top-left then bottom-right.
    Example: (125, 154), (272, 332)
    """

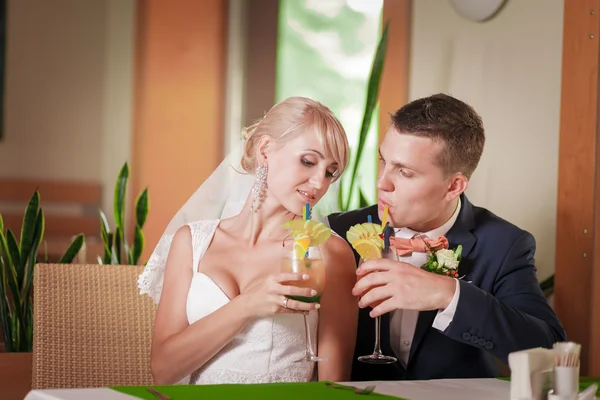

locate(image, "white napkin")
(508, 347), (555, 400)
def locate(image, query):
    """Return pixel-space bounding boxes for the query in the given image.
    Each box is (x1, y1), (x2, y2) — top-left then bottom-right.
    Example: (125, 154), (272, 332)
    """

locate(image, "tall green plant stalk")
(338, 22), (389, 211)
(540, 274), (554, 297)
(0, 192), (83, 352)
(99, 162), (149, 265)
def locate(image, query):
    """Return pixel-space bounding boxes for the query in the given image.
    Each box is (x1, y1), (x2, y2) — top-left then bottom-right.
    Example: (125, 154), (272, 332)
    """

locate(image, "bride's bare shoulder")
(322, 233), (357, 271)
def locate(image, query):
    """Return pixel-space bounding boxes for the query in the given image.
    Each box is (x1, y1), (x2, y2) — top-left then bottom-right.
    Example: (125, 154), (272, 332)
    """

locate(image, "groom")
(328, 93), (566, 381)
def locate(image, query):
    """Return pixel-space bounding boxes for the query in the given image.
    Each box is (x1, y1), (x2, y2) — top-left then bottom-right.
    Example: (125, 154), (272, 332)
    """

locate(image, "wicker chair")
(31, 263), (156, 388)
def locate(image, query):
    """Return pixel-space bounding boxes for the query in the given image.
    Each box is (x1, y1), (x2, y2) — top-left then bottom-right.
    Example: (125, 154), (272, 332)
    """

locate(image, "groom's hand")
(352, 259), (456, 318)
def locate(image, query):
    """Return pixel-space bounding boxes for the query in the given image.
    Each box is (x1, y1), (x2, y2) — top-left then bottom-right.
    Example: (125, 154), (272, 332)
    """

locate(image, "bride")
(138, 97), (358, 385)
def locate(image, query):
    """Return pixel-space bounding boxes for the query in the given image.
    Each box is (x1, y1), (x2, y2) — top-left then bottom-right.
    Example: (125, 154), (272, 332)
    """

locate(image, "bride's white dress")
(145, 219), (319, 384)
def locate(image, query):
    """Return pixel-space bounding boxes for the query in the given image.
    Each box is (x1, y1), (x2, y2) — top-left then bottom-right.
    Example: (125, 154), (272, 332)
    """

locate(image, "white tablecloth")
(23, 378), (511, 400)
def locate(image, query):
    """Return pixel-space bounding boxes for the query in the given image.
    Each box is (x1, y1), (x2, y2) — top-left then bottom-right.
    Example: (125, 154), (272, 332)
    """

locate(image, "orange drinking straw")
(381, 204), (389, 229)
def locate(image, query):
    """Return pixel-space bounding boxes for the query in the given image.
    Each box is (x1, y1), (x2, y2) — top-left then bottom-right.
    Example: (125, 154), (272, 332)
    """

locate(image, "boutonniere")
(389, 233), (464, 279)
(421, 243), (463, 279)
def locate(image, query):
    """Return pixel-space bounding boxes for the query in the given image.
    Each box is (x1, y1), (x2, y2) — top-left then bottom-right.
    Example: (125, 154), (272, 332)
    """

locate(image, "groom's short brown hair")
(390, 93), (485, 179)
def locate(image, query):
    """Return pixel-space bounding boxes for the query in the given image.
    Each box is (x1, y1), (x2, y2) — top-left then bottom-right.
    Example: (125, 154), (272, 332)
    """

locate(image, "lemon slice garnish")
(346, 222), (384, 260)
(353, 238), (383, 260)
(281, 220), (332, 246)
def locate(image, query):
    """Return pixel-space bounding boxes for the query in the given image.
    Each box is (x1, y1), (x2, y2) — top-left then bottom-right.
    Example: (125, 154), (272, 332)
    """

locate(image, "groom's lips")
(378, 199), (390, 210)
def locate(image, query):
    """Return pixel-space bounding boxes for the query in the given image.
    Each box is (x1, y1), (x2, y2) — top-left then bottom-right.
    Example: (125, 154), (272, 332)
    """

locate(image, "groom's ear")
(444, 173), (468, 201)
(255, 135), (272, 166)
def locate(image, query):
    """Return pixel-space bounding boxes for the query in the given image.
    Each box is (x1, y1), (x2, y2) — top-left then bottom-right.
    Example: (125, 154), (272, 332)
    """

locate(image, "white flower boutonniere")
(421, 245), (463, 279)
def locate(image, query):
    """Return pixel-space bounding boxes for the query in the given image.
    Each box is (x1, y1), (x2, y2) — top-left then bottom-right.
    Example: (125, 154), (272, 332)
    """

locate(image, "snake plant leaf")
(99, 162), (150, 265)
(114, 227), (123, 264)
(99, 209), (111, 235)
(114, 163), (129, 234)
(5, 232), (22, 350)
(135, 188), (149, 229)
(0, 220), (10, 332)
(130, 225), (145, 265)
(0, 221), (12, 269)
(100, 210), (113, 264)
(19, 191), (40, 266)
(6, 229), (21, 292)
(102, 231), (114, 265)
(0, 250), (11, 349)
(58, 234), (85, 264)
(21, 210), (44, 300)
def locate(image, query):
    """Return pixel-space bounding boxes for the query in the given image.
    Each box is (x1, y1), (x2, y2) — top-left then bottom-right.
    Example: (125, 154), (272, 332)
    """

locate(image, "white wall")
(409, 0), (564, 279)
(0, 0), (134, 216)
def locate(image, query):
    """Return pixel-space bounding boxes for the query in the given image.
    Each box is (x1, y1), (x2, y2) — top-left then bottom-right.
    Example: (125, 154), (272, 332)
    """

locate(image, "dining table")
(23, 378), (511, 400)
(22, 377), (600, 400)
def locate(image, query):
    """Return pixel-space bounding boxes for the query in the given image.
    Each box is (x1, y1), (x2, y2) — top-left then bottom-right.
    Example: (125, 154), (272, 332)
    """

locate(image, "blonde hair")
(240, 97), (349, 182)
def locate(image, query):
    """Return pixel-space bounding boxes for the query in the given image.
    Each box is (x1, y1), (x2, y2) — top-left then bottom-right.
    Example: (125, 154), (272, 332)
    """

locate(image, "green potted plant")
(98, 162), (149, 265)
(0, 191), (84, 352)
(0, 191), (84, 396)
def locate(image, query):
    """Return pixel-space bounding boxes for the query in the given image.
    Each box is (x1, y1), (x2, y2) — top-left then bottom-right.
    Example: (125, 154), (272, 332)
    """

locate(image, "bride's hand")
(240, 273), (319, 318)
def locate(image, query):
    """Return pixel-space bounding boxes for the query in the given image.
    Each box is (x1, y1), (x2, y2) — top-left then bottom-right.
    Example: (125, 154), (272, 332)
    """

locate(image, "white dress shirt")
(390, 198), (462, 367)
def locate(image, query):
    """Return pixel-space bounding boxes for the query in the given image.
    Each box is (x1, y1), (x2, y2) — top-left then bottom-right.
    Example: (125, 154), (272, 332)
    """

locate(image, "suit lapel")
(445, 195), (477, 278)
(407, 194), (477, 366)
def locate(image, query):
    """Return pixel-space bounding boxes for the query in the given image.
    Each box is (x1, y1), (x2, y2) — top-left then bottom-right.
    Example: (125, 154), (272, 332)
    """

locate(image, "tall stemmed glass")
(357, 230), (398, 364)
(281, 240), (326, 363)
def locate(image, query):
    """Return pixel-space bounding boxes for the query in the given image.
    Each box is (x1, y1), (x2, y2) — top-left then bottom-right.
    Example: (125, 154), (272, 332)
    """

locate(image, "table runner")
(25, 379), (512, 400)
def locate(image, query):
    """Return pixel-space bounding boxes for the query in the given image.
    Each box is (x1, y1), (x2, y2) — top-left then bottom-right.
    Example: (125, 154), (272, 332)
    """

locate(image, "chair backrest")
(0, 178), (103, 263)
(32, 263), (156, 389)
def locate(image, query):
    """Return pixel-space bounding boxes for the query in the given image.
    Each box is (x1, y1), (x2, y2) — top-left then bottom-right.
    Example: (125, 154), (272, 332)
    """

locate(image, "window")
(276, 0), (383, 218)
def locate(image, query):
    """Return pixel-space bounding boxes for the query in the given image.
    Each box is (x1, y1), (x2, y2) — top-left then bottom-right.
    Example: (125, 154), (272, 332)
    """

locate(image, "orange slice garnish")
(293, 238), (311, 260)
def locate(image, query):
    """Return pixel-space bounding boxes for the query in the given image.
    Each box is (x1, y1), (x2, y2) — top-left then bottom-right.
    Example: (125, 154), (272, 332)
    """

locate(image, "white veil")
(137, 140), (254, 304)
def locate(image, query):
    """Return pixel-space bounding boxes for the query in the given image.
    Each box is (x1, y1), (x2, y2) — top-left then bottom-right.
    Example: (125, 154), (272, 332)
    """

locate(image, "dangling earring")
(251, 165), (268, 212)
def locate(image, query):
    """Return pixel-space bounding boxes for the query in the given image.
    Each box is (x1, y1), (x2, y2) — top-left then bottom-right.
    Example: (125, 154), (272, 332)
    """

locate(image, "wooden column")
(379, 0), (411, 144)
(131, 0), (228, 260)
(243, 0), (279, 126)
(554, 0), (600, 375)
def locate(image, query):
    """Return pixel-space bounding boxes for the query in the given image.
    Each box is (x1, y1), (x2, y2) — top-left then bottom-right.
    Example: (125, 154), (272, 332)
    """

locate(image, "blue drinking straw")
(383, 223), (391, 251)
(304, 203), (310, 258)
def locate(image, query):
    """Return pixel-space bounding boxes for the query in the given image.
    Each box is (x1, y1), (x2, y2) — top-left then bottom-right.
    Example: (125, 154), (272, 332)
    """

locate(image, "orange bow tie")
(389, 235), (449, 257)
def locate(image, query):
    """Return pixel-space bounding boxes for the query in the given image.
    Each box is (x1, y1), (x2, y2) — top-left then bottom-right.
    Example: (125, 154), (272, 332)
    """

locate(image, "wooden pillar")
(131, 0), (228, 260)
(243, 0), (279, 126)
(379, 0), (411, 144)
(554, 0), (600, 375)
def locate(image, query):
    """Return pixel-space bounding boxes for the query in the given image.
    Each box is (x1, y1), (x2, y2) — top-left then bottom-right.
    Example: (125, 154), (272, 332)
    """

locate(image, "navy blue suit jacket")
(327, 194), (566, 381)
